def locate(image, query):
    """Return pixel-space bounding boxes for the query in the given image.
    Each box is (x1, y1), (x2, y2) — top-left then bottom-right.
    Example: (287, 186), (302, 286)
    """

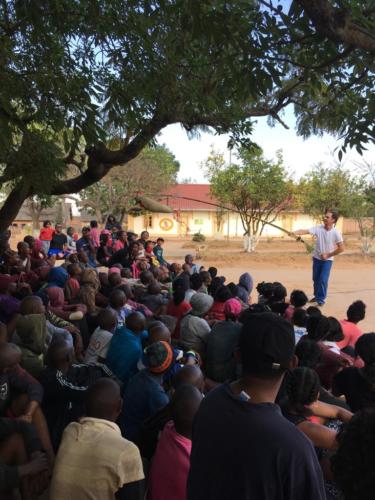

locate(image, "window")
(194, 219), (204, 225)
(147, 215), (153, 227)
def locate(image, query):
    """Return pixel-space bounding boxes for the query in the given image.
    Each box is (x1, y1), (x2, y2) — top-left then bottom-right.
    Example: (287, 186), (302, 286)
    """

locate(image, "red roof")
(160, 184), (218, 211)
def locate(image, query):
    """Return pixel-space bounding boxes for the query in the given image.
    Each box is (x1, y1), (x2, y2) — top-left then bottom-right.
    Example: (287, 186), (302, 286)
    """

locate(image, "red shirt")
(39, 227), (54, 241)
(167, 300), (192, 339)
(337, 320), (363, 349)
(208, 301), (226, 322)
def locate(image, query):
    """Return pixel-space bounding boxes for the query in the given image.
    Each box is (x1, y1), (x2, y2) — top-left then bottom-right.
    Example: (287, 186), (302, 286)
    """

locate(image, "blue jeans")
(312, 257), (333, 304)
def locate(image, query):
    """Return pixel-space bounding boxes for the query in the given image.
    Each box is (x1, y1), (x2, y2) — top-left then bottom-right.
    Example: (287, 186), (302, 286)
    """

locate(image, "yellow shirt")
(50, 417), (144, 499)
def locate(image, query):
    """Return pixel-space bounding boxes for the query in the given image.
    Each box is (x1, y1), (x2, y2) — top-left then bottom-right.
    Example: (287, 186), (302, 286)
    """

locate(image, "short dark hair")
(190, 273), (203, 291)
(214, 285), (232, 303)
(292, 308), (308, 327)
(325, 208), (339, 223)
(43, 220), (51, 227)
(332, 409), (375, 500)
(306, 315), (330, 341)
(347, 300), (366, 323)
(326, 316), (344, 342)
(90, 220), (98, 228)
(290, 290), (308, 308)
(157, 237), (164, 243)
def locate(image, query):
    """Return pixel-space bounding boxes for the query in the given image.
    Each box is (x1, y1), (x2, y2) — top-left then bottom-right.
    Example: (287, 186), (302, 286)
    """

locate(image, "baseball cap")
(239, 312), (295, 375)
(144, 341), (174, 374)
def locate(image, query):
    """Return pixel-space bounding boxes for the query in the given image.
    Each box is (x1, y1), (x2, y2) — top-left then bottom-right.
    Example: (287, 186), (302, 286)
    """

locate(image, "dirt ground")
(165, 238), (375, 331)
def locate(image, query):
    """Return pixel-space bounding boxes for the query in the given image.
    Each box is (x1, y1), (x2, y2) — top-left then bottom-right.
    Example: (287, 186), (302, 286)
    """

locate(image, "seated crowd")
(0, 217), (374, 500)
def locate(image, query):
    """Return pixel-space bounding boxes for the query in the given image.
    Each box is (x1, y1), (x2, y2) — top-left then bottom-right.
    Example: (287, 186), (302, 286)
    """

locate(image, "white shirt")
(84, 327), (113, 363)
(309, 225), (343, 261)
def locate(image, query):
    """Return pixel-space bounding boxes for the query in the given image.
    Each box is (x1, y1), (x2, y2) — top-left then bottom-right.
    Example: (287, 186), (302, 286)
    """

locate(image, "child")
(65, 263), (82, 303)
(89, 220), (100, 248)
(84, 309), (118, 363)
(139, 282), (168, 315)
(39, 220), (54, 255)
(292, 308), (308, 344)
(153, 238), (169, 267)
(78, 268), (100, 315)
(15, 296), (49, 377)
(285, 289), (308, 322)
(107, 289), (131, 326)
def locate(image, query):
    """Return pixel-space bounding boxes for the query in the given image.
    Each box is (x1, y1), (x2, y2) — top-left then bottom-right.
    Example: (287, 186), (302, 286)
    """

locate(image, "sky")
(158, 107), (375, 183)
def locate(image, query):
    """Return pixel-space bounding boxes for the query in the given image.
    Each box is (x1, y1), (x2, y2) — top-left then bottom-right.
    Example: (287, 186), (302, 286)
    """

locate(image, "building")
(129, 184), (332, 238)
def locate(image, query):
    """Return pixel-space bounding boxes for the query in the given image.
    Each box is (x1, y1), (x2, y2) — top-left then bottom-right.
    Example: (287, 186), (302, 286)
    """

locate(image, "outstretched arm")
(294, 229), (311, 236)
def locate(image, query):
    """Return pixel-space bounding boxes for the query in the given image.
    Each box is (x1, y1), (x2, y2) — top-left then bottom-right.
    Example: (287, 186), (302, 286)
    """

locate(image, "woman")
(283, 367), (352, 450)
(105, 214), (117, 231)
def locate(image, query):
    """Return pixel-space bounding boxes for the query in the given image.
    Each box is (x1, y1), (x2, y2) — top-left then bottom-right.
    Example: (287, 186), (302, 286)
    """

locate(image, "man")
(50, 378), (144, 500)
(294, 209), (344, 306)
(49, 224), (68, 257)
(184, 254), (200, 274)
(76, 226), (96, 267)
(188, 313), (326, 500)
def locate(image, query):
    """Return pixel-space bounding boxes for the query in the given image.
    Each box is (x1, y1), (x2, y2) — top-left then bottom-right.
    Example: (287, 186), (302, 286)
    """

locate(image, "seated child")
(107, 289), (131, 327)
(84, 309), (117, 363)
(292, 308), (308, 344)
(139, 282), (168, 315)
(64, 263), (82, 303)
(284, 289), (308, 322)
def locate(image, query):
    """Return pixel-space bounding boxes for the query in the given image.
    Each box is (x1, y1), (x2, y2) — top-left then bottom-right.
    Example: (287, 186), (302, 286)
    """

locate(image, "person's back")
(188, 384), (324, 500)
(50, 378), (144, 499)
(106, 313), (147, 384)
(205, 307), (242, 382)
(188, 312), (326, 500)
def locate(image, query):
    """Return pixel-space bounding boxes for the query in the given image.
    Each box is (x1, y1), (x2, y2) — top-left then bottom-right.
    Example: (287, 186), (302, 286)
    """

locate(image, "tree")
(205, 147), (293, 252)
(299, 162), (375, 254)
(1, 1), (375, 231)
(76, 144), (179, 223)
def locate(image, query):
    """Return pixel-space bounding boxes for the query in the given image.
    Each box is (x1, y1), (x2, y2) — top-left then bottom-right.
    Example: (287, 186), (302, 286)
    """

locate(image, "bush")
(192, 231), (206, 242)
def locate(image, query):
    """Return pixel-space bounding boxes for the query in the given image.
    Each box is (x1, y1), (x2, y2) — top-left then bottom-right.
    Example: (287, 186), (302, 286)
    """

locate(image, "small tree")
(205, 147), (293, 252)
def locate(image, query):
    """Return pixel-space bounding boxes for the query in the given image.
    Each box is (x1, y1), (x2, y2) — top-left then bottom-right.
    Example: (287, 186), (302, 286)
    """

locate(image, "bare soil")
(166, 238), (375, 331)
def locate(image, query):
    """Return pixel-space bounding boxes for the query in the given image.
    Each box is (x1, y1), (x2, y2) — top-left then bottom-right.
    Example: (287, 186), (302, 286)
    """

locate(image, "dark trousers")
(312, 257), (333, 304)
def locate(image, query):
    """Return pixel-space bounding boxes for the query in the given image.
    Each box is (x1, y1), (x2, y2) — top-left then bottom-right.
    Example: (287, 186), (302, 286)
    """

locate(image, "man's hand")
(320, 253), (329, 260)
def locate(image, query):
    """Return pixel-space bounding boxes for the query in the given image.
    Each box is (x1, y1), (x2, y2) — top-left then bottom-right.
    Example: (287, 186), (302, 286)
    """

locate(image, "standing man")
(294, 209), (344, 306)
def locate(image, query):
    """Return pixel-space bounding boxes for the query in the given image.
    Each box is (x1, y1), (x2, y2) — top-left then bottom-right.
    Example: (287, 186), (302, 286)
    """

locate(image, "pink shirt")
(147, 421), (191, 500)
(113, 240), (125, 252)
(90, 228), (100, 248)
(337, 319), (363, 349)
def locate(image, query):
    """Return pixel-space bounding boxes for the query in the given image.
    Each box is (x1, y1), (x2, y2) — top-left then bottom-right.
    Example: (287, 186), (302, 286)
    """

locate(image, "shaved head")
(0, 343), (21, 371)
(173, 365), (204, 392)
(85, 378), (122, 421)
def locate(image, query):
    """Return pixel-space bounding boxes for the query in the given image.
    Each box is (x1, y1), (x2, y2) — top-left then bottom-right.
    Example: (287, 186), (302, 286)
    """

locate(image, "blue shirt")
(122, 369), (169, 442)
(105, 326), (148, 384)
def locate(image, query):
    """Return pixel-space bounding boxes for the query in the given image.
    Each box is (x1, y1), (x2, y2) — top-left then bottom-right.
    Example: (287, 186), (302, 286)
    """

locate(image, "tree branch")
(297, 0), (375, 54)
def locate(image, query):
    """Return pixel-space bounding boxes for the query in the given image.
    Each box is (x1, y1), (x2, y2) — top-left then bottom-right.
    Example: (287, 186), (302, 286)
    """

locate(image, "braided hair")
(285, 367), (320, 415)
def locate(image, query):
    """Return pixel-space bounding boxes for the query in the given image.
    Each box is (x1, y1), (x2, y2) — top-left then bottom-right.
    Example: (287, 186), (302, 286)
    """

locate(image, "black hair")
(209, 276), (225, 297)
(238, 304), (271, 323)
(227, 282), (239, 298)
(355, 333), (375, 388)
(292, 308), (308, 327)
(190, 273), (203, 291)
(90, 220), (98, 228)
(256, 282), (275, 303)
(272, 282), (287, 302)
(332, 409), (375, 500)
(325, 208), (339, 223)
(43, 220), (51, 227)
(172, 278), (187, 306)
(156, 237), (164, 243)
(306, 306), (322, 317)
(285, 367), (319, 414)
(295, 338), (322, 369)
(199, 270), (211, 282)
(347, 300), (366, 323)
(214, 285), (232, 303)
(290, 290), (308, 308)
(327, 316), (344, 342)
(306, 315), (330, 341)
(208, 267), (217, 279)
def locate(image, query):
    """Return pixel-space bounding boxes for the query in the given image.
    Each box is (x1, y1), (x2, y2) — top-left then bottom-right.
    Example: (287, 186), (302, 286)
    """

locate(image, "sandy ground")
(165, 238), (375, 331)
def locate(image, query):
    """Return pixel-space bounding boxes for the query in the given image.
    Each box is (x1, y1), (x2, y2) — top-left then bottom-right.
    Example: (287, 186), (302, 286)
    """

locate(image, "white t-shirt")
(84, 327), (113, 363)
(308, 225), (343, 261)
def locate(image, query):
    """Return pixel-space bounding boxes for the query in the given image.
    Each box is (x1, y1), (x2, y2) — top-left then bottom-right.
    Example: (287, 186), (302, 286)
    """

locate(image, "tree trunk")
(0, 184), (30, 233)
(243, 225), (260, 253)
(361, 235), (374, 255)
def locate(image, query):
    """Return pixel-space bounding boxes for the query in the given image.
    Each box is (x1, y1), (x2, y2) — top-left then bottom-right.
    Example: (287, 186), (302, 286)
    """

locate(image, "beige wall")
(128, 211), (343, 238)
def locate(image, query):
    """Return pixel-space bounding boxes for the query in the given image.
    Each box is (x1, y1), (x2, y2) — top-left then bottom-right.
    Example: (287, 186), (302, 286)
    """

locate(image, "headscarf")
(47, 267), (69, 288)
(237, 272), (253, 303)
(46, 287), (65, 308)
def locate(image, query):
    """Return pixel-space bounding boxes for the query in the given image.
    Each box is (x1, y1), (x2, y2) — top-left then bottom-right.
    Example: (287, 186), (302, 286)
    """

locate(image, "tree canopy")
(77, 144), (179, 223)
(1, 0), (375, 230)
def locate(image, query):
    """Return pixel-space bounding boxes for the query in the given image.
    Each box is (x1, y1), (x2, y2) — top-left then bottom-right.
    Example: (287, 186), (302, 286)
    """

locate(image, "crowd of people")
(0, 216), (374, 500)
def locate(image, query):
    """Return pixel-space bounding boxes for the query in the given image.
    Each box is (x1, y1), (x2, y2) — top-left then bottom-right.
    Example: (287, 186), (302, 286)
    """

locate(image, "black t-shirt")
(333, 367), (375, 412)
(188, 384), (326, 500)
(107, 247), (130, 268)
(50, 232), (67, 251)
